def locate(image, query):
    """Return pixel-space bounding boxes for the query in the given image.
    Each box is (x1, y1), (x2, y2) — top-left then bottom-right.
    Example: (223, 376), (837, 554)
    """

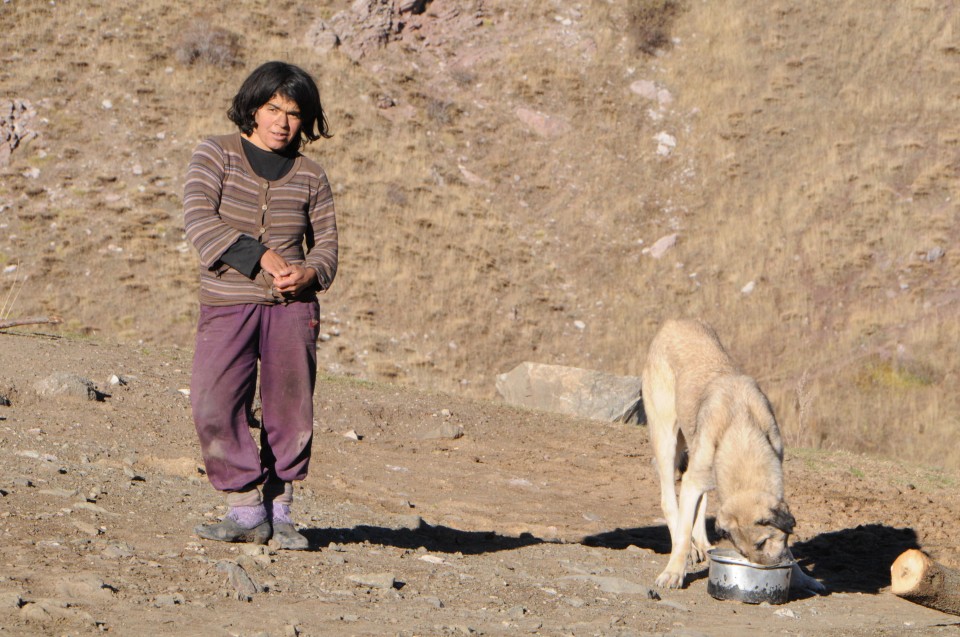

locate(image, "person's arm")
(183, 139), (246, 269)
(219, 235), (268, 279)
(302, 169), (338, 291)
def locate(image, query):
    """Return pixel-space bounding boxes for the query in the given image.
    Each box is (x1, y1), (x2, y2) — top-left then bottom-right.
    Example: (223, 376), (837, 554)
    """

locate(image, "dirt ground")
(1, 331), (959, 636)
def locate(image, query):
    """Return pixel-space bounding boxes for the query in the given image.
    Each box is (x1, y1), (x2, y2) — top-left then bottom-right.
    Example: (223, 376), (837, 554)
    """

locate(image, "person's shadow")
(582, 520), (920, 595)
(301, 518), (543, 555)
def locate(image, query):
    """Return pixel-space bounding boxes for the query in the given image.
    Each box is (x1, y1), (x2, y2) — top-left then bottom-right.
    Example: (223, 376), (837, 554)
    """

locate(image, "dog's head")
(716, 492), (795, 565)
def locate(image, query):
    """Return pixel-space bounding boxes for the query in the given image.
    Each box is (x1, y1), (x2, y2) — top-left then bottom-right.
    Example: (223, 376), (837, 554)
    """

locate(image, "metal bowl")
(707, 548), (793, 604)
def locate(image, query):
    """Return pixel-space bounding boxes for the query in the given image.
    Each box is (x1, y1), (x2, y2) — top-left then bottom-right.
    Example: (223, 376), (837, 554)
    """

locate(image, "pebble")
(102, 542), (134, 559)
(423, 422), (463, 440)
(0, 591), (23, 609)
(217, 560), (260, 601)
(560, 575), (659, 598)
(347, 572), (396, 589)
(153, 593), (185, 607)
(70, 519), (101, 536)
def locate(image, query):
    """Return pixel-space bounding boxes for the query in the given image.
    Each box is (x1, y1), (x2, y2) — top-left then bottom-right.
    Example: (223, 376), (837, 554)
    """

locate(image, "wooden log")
(891, 549), (960, 616)
(0, 316), (62, 330)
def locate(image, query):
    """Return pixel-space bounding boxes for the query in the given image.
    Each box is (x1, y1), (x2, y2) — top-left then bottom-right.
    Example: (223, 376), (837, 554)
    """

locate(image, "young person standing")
(184, 61), (337, 549)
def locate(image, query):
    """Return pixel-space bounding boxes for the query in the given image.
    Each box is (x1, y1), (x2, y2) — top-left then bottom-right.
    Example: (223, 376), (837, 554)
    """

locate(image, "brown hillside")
(1, 0), (958, 470)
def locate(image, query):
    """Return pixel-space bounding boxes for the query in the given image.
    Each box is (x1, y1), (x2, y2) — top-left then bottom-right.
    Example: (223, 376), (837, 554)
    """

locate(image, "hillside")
(0, 1), (958, 463)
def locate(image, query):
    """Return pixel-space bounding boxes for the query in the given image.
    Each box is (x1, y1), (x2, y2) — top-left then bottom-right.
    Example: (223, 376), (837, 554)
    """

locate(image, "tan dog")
(642, 319), (824, 593)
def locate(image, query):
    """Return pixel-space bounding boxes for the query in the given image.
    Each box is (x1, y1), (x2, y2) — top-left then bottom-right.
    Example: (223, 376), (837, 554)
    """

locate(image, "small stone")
(102, 542), (134, 559)
(343, 429), (362, 441)
(347, 572), (396, 589)
(422, 422), (463, 440)
(0, 591), (23, 609)
(71, 519), (101, 536)
(507, 605), (527, 619)
(648, 233), (678, 259)
(153, 593), (185, 607)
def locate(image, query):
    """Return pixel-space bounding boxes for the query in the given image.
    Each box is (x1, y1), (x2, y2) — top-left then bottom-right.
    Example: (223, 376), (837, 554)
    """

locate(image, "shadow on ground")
(581, 521), (919, 595)
(302, 520), (544, 555)
(793, 523), (919, 594)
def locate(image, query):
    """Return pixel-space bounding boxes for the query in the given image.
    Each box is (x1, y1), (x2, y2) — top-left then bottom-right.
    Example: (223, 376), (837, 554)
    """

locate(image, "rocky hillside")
(1, 0), (958, 468)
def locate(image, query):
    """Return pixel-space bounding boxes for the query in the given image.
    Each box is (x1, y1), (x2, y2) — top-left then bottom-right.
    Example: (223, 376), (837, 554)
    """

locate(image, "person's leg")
(263, 477), (307, 549)
(191, 304), (270, 543)
(258, 300), (319, 549)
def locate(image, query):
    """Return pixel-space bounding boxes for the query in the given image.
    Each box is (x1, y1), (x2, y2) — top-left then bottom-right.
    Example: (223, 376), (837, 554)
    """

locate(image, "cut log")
(0, 316), (62, 330)
(890, 549), (960, 616)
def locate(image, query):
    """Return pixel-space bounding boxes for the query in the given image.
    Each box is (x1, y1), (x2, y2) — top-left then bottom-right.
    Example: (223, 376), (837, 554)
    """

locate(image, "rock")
(102, 542), (134, 559)
(560, 575), (659, 598)
(924, 246), (945, 262)
(515, 107), (570, 138)
(630, 80), (674, 108)
(217, 560), (261, 601)
(0, 591), (23, 609)
(70, 519), (101, 536)
(305, 19), (340, 54)
(55, 573), (114, 599)
(392, 514), (424, 531)
(495, 362), (643, 422)
(326, 0), (395, 62)
(0, 99), (39, 167)
(347, 572), (397, 589)
(648, 233), (678, 259)
(654, 131), (677, 156)
(422, 422), (463, 440)
(153, 593), (185, 607)
(33, 373), (103, 401)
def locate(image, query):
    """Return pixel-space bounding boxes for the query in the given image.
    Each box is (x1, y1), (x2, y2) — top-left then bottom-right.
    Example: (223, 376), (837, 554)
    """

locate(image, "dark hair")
(227, 61), (331, 149)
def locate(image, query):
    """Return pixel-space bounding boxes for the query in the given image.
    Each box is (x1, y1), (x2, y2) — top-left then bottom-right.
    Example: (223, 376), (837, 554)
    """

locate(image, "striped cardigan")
(183, 133), (338, 306)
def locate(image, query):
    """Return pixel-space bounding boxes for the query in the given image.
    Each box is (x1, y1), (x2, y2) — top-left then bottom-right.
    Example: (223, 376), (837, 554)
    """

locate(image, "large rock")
(495, 362), (644, 423)
(0, 99), (38, 167)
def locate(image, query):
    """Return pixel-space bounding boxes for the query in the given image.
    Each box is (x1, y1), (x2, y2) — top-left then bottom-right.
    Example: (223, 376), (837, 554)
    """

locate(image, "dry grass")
(0, 0), (957, 468)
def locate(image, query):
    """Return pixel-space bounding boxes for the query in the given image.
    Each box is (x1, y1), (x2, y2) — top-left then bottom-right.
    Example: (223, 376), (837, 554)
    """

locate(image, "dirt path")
(1, 333), (958, 635)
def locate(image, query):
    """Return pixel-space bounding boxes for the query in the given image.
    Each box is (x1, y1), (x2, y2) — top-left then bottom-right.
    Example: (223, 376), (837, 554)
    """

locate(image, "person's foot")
(195, 505), (271, 544)
(270, 503), (309, 550)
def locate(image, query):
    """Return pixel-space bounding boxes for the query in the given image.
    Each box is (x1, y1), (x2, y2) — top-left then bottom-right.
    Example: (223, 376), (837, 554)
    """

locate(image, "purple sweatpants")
(190, 301), (320, 493)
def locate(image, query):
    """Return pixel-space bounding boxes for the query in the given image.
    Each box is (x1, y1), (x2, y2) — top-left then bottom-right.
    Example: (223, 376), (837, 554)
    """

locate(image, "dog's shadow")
(300, 519), (543, 555)
(582, 521), (920, 595)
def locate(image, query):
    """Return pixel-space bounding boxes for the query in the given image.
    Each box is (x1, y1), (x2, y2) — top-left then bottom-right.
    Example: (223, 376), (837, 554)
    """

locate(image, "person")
(183, 61), (337, 549)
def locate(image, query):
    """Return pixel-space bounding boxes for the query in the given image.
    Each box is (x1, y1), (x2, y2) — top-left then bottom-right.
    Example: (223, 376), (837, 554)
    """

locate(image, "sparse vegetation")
(0, 0), (957, 471)
(627, 0), (685, 55)
(173, 20), (243, 69)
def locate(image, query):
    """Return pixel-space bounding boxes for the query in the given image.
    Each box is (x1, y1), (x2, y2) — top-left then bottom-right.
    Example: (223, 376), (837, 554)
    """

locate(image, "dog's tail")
(615, 388), (646, 425)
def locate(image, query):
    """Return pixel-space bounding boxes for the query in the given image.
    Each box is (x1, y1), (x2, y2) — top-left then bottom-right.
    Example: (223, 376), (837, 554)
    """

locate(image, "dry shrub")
(174, 20), (243, 69)
(627, 0), (684, 55)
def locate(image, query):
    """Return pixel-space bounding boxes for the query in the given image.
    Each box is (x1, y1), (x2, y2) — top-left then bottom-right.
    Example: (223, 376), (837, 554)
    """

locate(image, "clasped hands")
(260, 249), (317, 297)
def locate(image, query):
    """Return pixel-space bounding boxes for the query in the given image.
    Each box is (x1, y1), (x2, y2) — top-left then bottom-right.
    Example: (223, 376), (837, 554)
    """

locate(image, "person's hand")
(273, 264), (318, 297)
(259, 249), (290, 278)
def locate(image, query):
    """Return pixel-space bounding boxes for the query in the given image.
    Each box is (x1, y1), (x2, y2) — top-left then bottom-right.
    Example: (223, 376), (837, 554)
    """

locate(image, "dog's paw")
(690, 541), (713, 564)
(655, 569), (685, 589)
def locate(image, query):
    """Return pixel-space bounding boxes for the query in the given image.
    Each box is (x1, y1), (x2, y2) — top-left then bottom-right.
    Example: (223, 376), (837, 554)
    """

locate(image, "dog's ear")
(716, 507), (737, 536)
(763, 502), (795, 534)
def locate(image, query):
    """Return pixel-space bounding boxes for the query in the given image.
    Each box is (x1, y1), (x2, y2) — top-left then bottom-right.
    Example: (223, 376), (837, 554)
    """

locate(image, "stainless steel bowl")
(707, 548), (793, 604)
